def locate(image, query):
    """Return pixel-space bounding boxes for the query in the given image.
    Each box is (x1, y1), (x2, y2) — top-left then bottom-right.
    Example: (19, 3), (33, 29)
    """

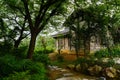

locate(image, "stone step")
(63, 73), (74, 77)
(56, 77), (95, 80)
(56, 77), (78, 80)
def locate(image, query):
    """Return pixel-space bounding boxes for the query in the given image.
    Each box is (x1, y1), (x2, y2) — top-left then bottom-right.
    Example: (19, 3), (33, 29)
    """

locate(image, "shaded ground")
(48, 53), (97, 80)
(48, 52), (83, 61)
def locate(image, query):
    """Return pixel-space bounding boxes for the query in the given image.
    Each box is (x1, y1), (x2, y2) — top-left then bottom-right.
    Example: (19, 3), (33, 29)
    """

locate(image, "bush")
(13, 46), (28, 59)
(0, 54), (17, 77)
(35, 48), (54, 54)
(33, 53), (50, 65)
(3, 71), (30, 80)
(0, 42), (13, 56)
(56, 54), (64, 62)
(94, 44), (120, 58)
(94, 49), (108, 58)
(105, 59), (115, 67)
(0, 54), (47, 80)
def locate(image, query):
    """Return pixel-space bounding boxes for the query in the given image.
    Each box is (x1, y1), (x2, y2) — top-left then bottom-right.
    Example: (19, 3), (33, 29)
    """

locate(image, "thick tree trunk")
(27, 33), (37, 59)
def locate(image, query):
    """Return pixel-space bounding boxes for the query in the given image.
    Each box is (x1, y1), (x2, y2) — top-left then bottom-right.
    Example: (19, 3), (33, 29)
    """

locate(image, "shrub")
(56, 54), (64, 62)
(105, 59), (115, 67)
(74, 57), (87, 64)
(0, 54), (47, 80)
(3, 71), (30, 80)
(13, 46), (28, 59)
(94, 49), (109, 58)
(0, 54), (17, 77)
(33, 54), (50, 65)
(94, 44), (120, 58)
(35, 48), (54, 54)
(0, 42), (13, 56)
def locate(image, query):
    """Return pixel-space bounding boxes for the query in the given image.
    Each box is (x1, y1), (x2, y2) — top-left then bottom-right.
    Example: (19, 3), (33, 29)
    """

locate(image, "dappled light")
(0, 0), (120, 80)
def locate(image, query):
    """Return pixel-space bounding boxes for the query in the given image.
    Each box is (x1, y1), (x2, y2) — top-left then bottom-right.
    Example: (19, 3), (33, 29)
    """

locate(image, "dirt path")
(48, 53), (98, 80)
(49, 52), (80, 61)
(47, 65), (97, 80)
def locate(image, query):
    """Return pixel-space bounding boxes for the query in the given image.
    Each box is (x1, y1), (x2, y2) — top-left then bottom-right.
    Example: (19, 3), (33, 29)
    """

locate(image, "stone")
(113, 57), (120, 64)
(60, 69), (68, 72)
(75, 64), (81, 71)
(55, 68), (62, 70)
(88, 67), (94, 75)
(102, 58), (109, 63)
(67, 64), (75, 70)
(97, 77), (106, 80)
(105, 67), (117, 78)
(94, 65), (102, 73)
(56, 77), (78, 80)
(63, 73), (74, 77)
(82, 79), (88, 80)
(88, 65), (102, 75)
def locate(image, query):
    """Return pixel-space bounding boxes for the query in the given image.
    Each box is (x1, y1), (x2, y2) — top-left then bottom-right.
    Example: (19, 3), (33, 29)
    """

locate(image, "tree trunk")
(27, 33), (37, 59)
(14, 40), (21, 49)
(84, 36), (90, 56)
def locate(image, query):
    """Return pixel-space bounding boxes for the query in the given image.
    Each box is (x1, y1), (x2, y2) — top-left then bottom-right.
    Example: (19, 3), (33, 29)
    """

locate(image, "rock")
(63, 73), (74, 77)
(82, 79), (88, 80)
(67, 64), (75, 70)
(75, 64), (81, 71)
(88, 65), (102, 75)
(56, 77), (78, 80)
(48, 65), (62, 71)
(117, 70), (120, 73)
(88, 67), (94, 75)
(113, 57), (120, 64)
(102, 58), (109, 63)
(105, 67), (117, 78)
(97, 77), (106, 80)
(60, 69), (68, 72)
(94, 65), (102, 74)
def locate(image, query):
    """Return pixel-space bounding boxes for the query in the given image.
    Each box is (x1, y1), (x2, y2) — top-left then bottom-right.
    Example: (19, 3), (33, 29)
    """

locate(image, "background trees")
(64, 0), (120, 56)
(1, 0), (72, 59)
(22, 0), (71, 59)
(0, 0), (120, 58)
(0, 0), (29, 49)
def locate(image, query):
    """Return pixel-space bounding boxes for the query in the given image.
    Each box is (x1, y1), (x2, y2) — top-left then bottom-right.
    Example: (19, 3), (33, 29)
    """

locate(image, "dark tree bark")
(13, 15), (27, 49)
(14, 39), (21, 48)
(22, 0), (64, 59)
(84, 35), (90, 56)
(27, 33), (37, 59)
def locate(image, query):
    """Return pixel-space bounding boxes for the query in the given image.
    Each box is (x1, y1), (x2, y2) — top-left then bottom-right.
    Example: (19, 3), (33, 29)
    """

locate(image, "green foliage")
(33, 53), (50, 66)
(0, 54), (16, 77)
(94, 45), (120, 58)
(0, 42), (13, 55)
(94, 49), (109, 58)
(106, 59), (115, 67)
(35, 37), (55, 54)
(35, 49), (54, 54)
(13, 45), (28, 59)
(0, 54), (46, 80)
(56, 54), (64, 62)
(3, 71), (30, 80)
(74, 57), (95, 66)
(74, 57), (87, 64)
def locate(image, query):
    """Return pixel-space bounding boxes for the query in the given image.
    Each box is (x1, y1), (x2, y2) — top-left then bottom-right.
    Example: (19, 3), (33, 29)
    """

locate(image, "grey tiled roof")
(52, 28), (69, 37)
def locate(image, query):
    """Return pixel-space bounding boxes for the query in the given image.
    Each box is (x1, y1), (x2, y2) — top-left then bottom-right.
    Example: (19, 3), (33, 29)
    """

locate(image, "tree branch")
(35, 0), (57, 27)
(37, 1), (63, 34)
(21, 0), (33, 30)
(17, 15), (27, 40)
